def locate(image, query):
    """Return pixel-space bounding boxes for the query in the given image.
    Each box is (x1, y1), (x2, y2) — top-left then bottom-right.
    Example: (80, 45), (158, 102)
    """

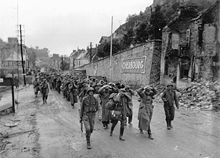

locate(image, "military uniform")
(137, 86), (157, 139)
(80, 88), (98, 149)
(40, 80), (49, 104)
(161, 85), (179, 130)
(107, 93), (128, 141)
(33, 79), (40, 97)
(69, 82), (78, 107)
(98, 86), (111, 129)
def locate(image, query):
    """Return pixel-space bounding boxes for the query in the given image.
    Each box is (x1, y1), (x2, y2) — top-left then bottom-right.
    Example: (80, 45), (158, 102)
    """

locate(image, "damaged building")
(160, 1), (219, 88)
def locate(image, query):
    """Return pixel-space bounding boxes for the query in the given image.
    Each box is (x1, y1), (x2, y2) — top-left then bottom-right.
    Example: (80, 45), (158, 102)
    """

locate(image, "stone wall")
(190, 20), (218, 81)
(76, 41), (162, 87)
(150, 41), (162, 84)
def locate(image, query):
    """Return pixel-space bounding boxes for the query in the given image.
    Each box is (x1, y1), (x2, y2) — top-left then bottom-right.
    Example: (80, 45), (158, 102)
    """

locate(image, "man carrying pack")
(80, 87), (99, 149)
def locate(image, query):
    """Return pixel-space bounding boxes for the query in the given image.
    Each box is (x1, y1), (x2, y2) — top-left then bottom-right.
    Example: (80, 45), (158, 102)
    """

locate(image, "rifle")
(78, 109), (83, 135)
(80, 120), (83, 133)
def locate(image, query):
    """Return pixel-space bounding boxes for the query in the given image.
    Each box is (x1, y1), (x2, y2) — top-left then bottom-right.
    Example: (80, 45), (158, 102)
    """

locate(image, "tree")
(134, 21), (149, 43)
(97, 39), (122, 58)
(122, 28), (134, 47)
(149, 5), (167, 39)
(27, 48), (37, 69)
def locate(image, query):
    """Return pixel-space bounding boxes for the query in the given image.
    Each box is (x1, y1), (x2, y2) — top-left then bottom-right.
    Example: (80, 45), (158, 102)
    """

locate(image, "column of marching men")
(32, 72), (179, 149)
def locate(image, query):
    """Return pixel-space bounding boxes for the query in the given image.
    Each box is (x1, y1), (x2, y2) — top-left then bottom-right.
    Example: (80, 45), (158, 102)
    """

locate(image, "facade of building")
(69, 49), (86, 70)
(160, 1), (219, 88)
(0, 38), (28, 76)
(49, 54), (61, 70)
(99, 36), (110, 44)
(74, 50), (89, 68)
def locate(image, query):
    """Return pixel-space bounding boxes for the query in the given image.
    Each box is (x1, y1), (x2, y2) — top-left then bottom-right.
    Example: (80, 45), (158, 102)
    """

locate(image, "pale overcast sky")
(0, 0), (153, 56)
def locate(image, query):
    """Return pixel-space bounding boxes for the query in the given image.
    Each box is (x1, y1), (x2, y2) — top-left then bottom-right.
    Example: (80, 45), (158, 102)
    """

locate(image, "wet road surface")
(36, 88), (220, 158)
(1, 86), (220, 158)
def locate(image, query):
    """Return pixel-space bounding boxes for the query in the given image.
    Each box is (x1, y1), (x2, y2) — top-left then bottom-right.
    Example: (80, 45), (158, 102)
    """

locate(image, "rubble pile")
(179, 81), (220, 110)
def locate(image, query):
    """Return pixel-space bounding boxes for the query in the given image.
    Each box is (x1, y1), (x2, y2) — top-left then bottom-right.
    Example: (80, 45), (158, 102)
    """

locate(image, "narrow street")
(1, 86), (220, 158)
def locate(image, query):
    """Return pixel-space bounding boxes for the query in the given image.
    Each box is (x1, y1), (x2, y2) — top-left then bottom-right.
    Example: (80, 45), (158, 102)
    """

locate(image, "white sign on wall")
(121, 57), (146, 74)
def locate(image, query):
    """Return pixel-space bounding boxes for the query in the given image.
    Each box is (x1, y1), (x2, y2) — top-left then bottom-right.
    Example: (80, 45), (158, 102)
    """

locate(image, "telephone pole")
(110, 16), (113, 81)
(19, 25), (26, 85)
(90, 42), (92, 63)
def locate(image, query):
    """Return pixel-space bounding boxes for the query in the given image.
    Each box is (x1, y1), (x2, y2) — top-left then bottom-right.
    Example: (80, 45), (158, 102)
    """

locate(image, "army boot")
(86, 132), (92, 149)
(166, 120), (171, 130)
(119, 127), (125, 141)
(170, 121), (173, 129)
(148, 130), (154, 140)
(110, 126), (114, 136)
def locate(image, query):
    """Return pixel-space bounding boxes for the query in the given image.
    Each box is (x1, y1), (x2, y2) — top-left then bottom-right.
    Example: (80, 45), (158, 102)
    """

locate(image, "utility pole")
(110, 16), (113, 81)
(61, 56), (64, 71)
(217, 0), (220, 80)
(11, 72), (15, 113)
(90, 42), (92, 63)
(19, 25), (26, 85)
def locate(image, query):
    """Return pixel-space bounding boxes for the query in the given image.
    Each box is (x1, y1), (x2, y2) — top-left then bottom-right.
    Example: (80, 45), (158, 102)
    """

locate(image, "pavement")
(0, 86), (220, 158)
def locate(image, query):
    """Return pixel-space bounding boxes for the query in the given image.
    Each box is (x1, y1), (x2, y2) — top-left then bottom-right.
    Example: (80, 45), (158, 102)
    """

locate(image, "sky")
(0, 0), (153, 56)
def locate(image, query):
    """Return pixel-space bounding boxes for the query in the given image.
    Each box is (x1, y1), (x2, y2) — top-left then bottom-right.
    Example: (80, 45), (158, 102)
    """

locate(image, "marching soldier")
(107, 92), (130, 141)
(69, 82), (78, 108)
(161, 83), (179, 130)
(80, 87), (99, 149)
(93, 83), (102, 121)
(56, 77), (62, 94)
(123, 86), (135, 125)
(33, 77), (40, 97)
(137, 86), (157, 140)
(40, 79), (49, 104)
(98, 85), (111, 129)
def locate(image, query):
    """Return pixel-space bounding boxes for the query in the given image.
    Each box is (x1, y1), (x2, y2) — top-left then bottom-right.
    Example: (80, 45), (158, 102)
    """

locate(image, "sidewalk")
(0, 85), (29, 112)
(0, 86), (40, 158)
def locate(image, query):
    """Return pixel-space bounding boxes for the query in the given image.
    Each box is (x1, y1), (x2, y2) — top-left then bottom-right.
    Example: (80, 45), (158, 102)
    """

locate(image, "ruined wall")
(150, 41), (162, 84)
(190, 19), (218, 81)
(76, 41), (162, 86)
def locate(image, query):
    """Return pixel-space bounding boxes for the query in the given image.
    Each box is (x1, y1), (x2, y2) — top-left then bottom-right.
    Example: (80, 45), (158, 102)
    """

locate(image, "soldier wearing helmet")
(80, 87), (99, 149)
(161, 83), (179, 130)
(40, 78), (49, 104)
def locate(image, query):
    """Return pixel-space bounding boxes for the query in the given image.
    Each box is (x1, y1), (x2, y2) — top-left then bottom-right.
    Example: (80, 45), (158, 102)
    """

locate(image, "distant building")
(74, 50), (89, 68)
(99, 36), (110, 44)
(8, 37), (18, 45)
(69, 49), (86, 69)
(0, 38), (28, 76)
(49, 54), (61, 70)
(113, 24), (127, 41)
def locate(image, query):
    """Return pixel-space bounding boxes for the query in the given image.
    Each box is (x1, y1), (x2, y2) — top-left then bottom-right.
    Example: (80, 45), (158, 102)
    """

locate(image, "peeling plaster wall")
(76, 41), (162, 87)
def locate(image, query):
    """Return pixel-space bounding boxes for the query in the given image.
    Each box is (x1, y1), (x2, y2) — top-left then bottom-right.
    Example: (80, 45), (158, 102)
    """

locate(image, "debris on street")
(179, 81), (220, 110)
(4, 122), (19, 128)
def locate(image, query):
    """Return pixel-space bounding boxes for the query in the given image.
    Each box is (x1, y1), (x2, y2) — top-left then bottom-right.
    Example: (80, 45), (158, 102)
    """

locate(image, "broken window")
(179, 45), (191, 79)
(180, 58), (190, 79)
(203, 24), (216, 44)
